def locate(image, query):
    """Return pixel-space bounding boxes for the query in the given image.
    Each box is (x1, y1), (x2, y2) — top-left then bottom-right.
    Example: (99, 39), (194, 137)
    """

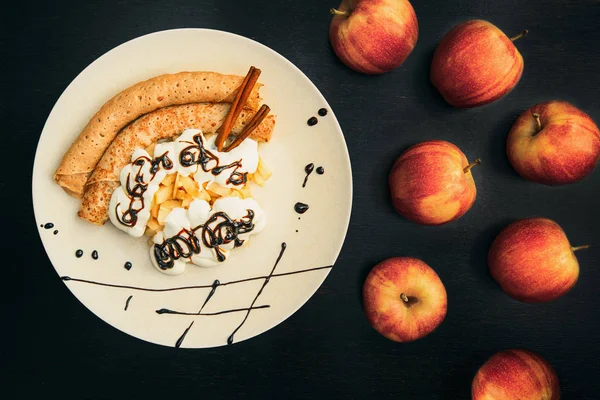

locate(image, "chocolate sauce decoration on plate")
(124, 295), (133, 311)
(61, 241), (335, 347)
(228, 242), (287, 345)
(43, 223), (54, 229)
(124, 261), (132, 271)
(175, 321), (194, 348)
(62, 264), (333, 293)
(318, 108), (328, 116)
(302, 163), (314, 188)
(294, 202), (309, 214)
(53, 230), (58, 235)
(75, 249), (83, 258)
(316, 166), (325, 175)
(307, 116), (318, 126)
(91, 250), (99, 260)
(171, 279), (221, 347)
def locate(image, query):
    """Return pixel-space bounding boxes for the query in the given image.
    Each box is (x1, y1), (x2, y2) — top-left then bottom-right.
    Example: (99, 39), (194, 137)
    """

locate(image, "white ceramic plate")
(32, 29), (352, 348)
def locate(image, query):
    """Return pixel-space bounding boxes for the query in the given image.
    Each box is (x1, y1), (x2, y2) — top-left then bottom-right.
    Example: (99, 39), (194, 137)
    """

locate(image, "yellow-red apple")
(431, 20), (527, 107)
(472, 349), (560, 400)
(363, 257), (447, 342)
(389, 140), (480, 225)
(329, 0), (418, 74)
(488, 218), (588, 303)
(507, 100), (600, 185)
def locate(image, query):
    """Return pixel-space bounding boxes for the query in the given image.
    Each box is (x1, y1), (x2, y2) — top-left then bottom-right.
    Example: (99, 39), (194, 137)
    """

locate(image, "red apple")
(389, 140), (480, 225)
(488, 218), (588, 303)
(507, 100), (600, 185)
(363, 257), (447, 342)
(472, 349), (560, 400)
(329, 0), (418, 74)
(431, 20), (527, 107)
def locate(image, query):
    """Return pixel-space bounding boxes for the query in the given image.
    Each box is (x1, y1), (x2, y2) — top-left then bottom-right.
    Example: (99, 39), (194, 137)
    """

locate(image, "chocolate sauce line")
(175, 321), (194, 348)
(60, 265), (333, 292)
(124, 295), (133, 311)
(157, 305), (270, 316)
(199, 280), (220, 313)
(171, 279), (221, 347)
(302, 163), (314, 188)
(227, 242), (287, 345)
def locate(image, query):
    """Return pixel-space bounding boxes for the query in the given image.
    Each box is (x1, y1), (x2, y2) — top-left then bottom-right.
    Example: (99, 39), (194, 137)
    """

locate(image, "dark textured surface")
(4, 0), (600, 398)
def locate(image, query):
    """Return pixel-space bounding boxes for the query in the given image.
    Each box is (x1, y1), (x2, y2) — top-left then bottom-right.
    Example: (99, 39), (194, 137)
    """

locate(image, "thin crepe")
(54, 71), (262, 198)
(78, 102), (276, 225)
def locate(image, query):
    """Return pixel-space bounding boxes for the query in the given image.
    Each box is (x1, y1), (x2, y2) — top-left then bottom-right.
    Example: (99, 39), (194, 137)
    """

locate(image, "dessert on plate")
(55, 66), (276, 275)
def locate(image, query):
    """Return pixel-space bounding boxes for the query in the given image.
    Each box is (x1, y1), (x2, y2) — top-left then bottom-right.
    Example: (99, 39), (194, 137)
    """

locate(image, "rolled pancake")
(78, 102), (276, 225)
(54, 71), (263, 198)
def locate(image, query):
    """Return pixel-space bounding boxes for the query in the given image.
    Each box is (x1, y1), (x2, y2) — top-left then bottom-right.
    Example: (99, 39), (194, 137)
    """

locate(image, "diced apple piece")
(161, 173), (176, 187)
(147, 217), (161, 232)
(176, 189), (187, 200)
(252, 172), (265, 187)
(180, 175), (200, 197)
(145, 143), (156, 157)
(238, 186), (252, 199)
(208, 182), (232, 197)
(199, 189), (212, 202)
(155, 184), (173, 204)
(160, 199), (182, 211)
(257, 157), (272, 180)
(157, 208), (170, 225)
(151, 202), (160, 219)
(172, 173), (180, 198)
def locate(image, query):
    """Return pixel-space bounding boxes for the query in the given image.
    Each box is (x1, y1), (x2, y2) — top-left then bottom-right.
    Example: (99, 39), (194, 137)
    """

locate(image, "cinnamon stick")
(225, 104), (271, 152)
(215, 66), (261, 151)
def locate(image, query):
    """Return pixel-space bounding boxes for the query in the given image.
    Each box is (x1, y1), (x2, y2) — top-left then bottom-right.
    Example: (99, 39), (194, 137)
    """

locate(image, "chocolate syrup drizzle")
(179, 134), (246, 186)
(157, 305), (270, 316)
(227, 242), (287, 345)
(294, 202), (309, 214)
(62, 249), (333, 346)
(115, 152), (173, 227)
(200, 280), (220, 312)
(302, 163), (314, 188)
(171, 280), (222, 347)
(176, 321), (194, 348)
(124, 295), (133, 311)
(61, 264), (332, 292)
(153, 209), (255, 271)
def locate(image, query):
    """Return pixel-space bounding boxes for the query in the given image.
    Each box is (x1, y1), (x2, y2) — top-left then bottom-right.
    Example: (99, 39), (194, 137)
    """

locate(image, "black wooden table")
(5, 0), (600, 398)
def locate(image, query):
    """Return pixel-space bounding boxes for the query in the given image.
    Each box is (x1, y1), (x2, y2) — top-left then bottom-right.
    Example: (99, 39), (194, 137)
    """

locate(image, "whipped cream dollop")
(109, 128), (260, 237)
(150, 197), (267, 275)
(109, 149), (171, 237)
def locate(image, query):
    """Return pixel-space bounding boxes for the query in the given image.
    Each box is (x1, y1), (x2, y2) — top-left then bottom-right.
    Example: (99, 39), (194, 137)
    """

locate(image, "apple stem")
(510, 30), (529, 42)
(463, 158), (482, 174)
(400, 293), (409, 303)
(330, 7), (351, 17)
(572, 245), (590, 252)
(532, 113), (542, 131)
